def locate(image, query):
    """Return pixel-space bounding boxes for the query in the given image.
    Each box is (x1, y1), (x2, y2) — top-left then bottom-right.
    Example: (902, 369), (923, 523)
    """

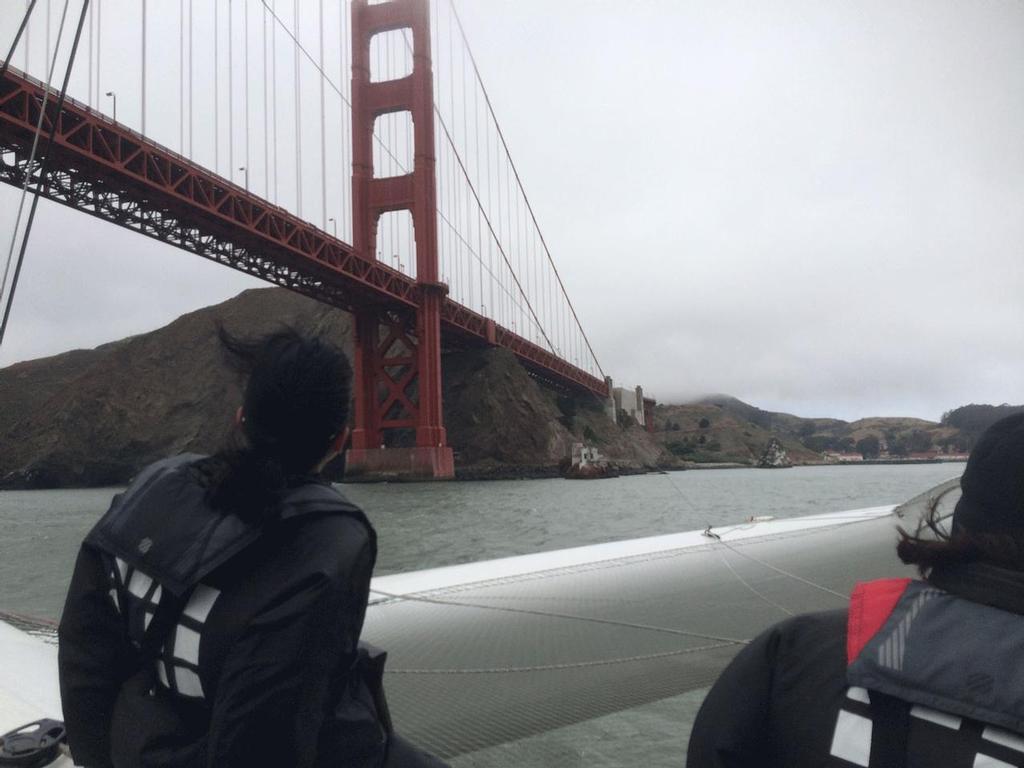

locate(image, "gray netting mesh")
(3, 480), (963, 764)
(365, 479), (962, 761)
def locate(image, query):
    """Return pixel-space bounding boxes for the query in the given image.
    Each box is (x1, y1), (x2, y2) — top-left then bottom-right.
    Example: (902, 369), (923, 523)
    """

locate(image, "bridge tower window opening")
(369, 27), (413, 84)
(375, 209), (416, 280)
(372, 111), (413, 179)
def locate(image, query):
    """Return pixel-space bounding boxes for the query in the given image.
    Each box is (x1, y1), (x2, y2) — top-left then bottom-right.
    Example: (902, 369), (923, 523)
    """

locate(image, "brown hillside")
(0, 288), (663, 487)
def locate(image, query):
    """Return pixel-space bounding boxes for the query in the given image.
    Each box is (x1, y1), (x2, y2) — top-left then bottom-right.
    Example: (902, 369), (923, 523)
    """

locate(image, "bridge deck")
(0, 67), (607, 398)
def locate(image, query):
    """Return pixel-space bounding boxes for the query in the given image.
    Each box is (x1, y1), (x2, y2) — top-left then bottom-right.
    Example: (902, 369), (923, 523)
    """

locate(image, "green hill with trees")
(651, 396), (1023, 467)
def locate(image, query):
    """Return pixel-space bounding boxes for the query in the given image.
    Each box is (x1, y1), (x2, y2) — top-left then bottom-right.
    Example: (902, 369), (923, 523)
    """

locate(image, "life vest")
(83, 453), (376, 700)
(828, 578), (1024, 768)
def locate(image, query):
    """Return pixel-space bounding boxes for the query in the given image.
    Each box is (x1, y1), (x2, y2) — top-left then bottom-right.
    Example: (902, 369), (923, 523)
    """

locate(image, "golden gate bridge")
(0, 0), (646, 479)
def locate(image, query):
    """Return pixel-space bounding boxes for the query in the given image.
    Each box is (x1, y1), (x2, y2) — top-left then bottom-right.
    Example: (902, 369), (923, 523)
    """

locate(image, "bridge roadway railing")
(0, 66), (608, 399)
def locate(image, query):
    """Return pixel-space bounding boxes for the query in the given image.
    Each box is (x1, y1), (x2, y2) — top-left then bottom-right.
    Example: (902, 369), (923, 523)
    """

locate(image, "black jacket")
(687, 565), (1024, 768)
(58, 455), (383, 768)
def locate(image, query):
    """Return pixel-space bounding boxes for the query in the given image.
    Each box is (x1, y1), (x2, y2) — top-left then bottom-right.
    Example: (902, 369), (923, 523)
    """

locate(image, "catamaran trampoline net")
(364, 480), (960, 761)
(1, 480), (960, 764)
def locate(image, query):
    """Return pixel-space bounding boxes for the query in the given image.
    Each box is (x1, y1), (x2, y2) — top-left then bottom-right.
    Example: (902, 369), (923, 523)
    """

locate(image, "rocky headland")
(1, 288), (1019, 489)
(0, 288), (663, 488)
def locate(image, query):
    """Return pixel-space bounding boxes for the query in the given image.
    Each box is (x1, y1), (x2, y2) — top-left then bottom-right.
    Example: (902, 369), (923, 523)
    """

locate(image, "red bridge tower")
(345, 0), (455, 479)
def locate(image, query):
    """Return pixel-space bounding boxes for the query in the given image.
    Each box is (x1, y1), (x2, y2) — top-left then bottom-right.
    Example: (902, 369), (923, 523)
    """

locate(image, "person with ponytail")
(57, 327), (446, 768)
(687, 412), (1024, 768)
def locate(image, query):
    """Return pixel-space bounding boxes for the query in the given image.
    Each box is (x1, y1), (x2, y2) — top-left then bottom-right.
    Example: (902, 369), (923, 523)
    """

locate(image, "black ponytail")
(203, 325), (352, 523)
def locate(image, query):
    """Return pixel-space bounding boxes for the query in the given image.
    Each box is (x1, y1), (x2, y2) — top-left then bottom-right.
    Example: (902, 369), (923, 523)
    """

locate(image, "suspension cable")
(0, 0), (39, 81)
(0, 0), (91, 350)
(446, 0), (604, 378)
(1, 0), (69, 306)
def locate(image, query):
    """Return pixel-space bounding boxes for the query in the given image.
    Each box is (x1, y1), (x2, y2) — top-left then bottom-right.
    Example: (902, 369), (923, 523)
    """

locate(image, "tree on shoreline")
(856, 435), (881, 459)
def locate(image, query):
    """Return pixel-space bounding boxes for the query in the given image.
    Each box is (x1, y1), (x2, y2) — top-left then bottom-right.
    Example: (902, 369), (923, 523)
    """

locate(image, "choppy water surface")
(0, 463), (958, 620)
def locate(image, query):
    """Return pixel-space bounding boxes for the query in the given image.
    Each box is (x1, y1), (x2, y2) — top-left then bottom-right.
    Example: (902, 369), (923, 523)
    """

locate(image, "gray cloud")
(1, 0), (1021, 422)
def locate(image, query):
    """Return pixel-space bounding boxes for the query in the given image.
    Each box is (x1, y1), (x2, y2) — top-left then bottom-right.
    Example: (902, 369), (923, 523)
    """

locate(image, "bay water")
(0, 463), (959, 621)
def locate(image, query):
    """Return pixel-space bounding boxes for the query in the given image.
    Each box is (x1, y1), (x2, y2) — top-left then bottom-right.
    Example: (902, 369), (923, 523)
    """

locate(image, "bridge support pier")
(346, 306), (454, 481)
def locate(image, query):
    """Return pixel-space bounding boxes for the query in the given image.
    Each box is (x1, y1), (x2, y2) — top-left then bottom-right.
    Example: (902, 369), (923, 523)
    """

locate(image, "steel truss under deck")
(0, 66), (608, 399)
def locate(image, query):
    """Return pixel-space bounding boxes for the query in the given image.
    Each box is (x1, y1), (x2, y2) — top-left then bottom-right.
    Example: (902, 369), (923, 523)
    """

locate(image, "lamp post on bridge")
(328, 217), (337, 237)
(238, 166), (248, 191)
(105, 91), (117, 123)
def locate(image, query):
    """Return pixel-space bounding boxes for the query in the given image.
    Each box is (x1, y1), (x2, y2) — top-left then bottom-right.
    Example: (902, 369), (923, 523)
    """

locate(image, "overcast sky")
(1, 0), (1021, 422)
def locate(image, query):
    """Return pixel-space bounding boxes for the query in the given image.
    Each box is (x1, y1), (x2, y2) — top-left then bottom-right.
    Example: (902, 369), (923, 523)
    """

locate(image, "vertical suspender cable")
(141, 0), (146, 134)
(271, 0), (278, 203)
(95, 0), (100, 105)
(188, 0), (193, 156)
(448, 0), (601, 375)
(244, 0), (250, 186)
(214, 1), (220, 172)
(1, 0), (89, 350)
(1, 0), (38, 82)
(45, 0), (51, 77)
(340, 0), (347, 239)
(262, 0), (269, 197)
(461, 29), (470, 306)
(179, 0), (184, 150)
(87, 0), (93, 105)
(294, 0), (302, 216)
(474, 69), (483, 312)
(86, 0), (93, 102)
(338, 0), (345, 237)
(24, 0), (31, 72)
(228, 0), (234, 178)
(318, 0), (326, 228)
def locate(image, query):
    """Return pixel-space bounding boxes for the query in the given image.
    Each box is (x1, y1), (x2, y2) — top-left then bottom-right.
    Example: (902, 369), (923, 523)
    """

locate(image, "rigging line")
(1, 0), (69, 304)
(446, 0), (604, 377)
(0, 0), (39, 81)
(369, 587), (750, 646)
(386, 643), (743, 676)
(711, 535), (847, 601)
(716, 549), (795, 617)
(0, 0), (89, 350)
(661, 471), (847, 602)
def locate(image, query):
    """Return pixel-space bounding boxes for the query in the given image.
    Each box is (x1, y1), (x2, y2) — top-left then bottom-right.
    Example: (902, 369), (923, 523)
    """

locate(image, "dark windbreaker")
(57, 455), (383, 768)
(686, 566), (1024, 768)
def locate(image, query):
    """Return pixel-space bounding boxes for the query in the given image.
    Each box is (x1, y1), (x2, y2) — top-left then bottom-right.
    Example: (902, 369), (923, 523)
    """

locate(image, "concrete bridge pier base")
(344, 446), (454, 482)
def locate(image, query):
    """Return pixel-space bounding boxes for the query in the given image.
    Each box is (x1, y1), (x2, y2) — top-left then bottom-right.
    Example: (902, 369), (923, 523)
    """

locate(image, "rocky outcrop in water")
(757, 437), (793, 468)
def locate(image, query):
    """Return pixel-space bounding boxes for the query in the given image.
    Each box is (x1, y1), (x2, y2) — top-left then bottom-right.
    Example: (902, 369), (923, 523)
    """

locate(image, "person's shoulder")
(277, 482), (377, 571)
(736, 609), (846, 670)
(773, 608), (846, 637)
(121, 452), (209, 497)
(762, 609), (848, 693)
